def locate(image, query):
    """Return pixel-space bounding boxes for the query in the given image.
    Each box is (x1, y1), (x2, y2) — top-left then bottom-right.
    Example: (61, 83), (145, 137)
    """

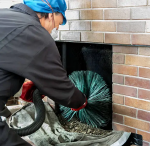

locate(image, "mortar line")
(79, 10), (81, 20)
(116, 21), (117, 32)
(68, 0), (69, 9)
(123, 95), (125, 105)
(103, 9), (104, 20)
(123, 75), (125, 85)
(90, 21), (92, 31)
(104, 33), (105, 43)
(113, 121), (148, 132)
(137, 66), (139, 77)
(117, 0), (118, 7)
(145, 21), (147, 33)
(136, 109), (138, 118)
(130, 7), (131, 20)
(80, 32), (81, 41)
(68, 7), (150, 10)
(130, 34), (132, 45)
(138, 46), (139, 55)
(137, 87), (139, 100)
(114, 102), (150, 112)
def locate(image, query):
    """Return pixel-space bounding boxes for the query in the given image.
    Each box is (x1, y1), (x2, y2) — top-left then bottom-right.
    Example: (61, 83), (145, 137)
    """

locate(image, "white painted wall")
(0, 0), (23, 8)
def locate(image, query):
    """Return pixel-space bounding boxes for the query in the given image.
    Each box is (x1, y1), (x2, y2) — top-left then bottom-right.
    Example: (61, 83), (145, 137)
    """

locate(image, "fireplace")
(3, 0), (150, 145)
(56, 42), (112, 130)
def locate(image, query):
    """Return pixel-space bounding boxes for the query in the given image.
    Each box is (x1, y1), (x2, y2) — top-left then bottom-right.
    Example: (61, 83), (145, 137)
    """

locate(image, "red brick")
(113, 74), (124, 85)
(138, 89), (150, 100)
(146, 21), (150, 33)
(125, 116), (150, 131)
(105, 33), (130, 44)
(139, 47), (150, 56)
(113, 54), (125, 64)
(112, 94), (124, 104)
(113, 64), (138, 76)
(113, 104), (137, 117)
(70, 21), (91, 31)
(137, 130), (150, 142)
(125, 76), (150, 89)
(92, 21), (116, 32)
(65, 10), (79, 20)
(126, 54), (150, 68)
(81, 32), (104, 43)
(113, 46), (138, 54)
(117, 22), (145, 33)
(113, 122), (136, 133)
(139, 67), (150, 79)
(92, 0), (117, 8)
(80, 10), (103, 20)
(113, 84), (137, 97)
(132, 34), (150, 45)
(118, 0), (147, 7)
(60, 31), (80, 41)
(104, 8), (130, 20)
(125, 97), (150, 111)
(131, 7), (150, 19)
(138, 110), (150, 122)
(69, 0), (91, 9)
(113, 113), (123, 124)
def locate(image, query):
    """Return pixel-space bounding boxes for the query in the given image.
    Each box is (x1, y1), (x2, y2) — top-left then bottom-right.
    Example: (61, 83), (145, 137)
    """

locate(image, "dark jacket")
(0, 3), (85, 109)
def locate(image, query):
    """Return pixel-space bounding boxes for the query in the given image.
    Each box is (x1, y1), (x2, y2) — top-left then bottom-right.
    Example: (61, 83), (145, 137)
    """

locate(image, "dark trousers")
(0, 117), (32, 146)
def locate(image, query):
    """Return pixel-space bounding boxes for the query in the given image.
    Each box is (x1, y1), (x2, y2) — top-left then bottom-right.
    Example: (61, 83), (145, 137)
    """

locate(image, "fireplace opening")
(56, 41), (112, 130)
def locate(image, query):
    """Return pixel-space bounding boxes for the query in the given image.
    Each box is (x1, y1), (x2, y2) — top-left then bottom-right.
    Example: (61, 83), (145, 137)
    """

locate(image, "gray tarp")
(9, 103), (131, 146)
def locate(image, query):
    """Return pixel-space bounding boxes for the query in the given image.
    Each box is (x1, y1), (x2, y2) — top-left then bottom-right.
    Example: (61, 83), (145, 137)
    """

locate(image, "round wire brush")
(60, 71), (112, 128)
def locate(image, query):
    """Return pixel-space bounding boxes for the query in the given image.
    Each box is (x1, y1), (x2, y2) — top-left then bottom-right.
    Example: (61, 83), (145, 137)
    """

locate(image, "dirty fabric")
(9, 103), (131, 146)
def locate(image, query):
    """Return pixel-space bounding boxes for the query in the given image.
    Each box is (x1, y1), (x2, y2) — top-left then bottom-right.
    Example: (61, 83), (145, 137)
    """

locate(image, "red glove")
(71, 97), (88, 111)
(20, 81), (45, 102)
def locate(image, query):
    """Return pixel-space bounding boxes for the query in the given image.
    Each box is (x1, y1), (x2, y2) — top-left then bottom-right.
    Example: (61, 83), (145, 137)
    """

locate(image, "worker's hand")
(20, 81), (45, 102)
(71, 97), (88, 111)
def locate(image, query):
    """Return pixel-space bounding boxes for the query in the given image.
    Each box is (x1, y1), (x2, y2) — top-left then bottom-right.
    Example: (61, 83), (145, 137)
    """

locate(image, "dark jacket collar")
(10, 3), (40, 23)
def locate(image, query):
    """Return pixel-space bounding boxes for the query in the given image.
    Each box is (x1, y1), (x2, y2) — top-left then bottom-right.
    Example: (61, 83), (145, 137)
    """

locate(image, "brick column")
(112, 45), (150, 146)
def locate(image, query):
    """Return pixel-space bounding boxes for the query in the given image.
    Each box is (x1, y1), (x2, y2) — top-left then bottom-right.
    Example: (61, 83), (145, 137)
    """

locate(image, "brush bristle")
(60, 71), (112, 128)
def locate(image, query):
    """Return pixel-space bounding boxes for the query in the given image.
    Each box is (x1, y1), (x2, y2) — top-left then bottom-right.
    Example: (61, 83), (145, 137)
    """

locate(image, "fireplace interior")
(56, 41), (112, 130)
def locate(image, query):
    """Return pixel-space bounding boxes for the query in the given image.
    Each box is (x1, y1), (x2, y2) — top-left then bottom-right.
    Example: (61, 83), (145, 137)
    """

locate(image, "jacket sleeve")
(0, 25), (85, 108)
(21, 30), (85, 108)
(22, 40), (86, 108)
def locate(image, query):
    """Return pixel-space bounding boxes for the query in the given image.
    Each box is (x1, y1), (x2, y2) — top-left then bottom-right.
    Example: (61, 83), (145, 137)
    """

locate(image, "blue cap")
(23, 0), (67, 25)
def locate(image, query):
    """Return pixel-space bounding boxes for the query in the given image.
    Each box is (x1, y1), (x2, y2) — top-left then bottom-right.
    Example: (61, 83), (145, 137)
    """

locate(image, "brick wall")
(113, 46), (150, 145)
(57, 0), (150, 45)
(3, 0), (150, 45)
